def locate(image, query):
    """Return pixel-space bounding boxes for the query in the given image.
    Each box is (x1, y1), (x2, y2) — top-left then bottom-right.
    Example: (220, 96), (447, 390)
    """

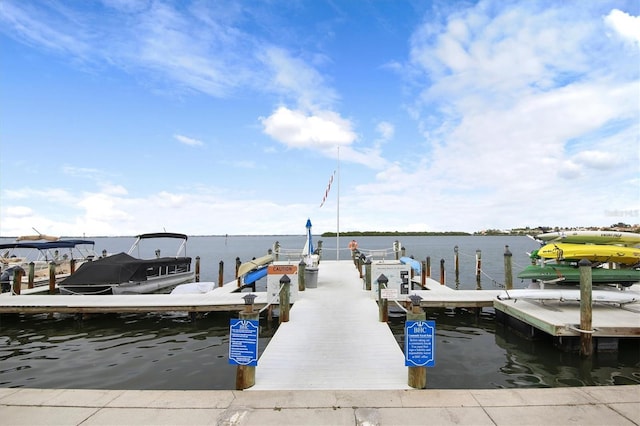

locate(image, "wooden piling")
(504, 245), (513, 290)
(454, 246), (460, 286)
(195, 256), (200, 282)
(407, 304), (427, 389)
(579, 258), (593, 358)
(439, 259), (445, 285)
(279, 275), (291, 323)
(235, 257), (241, 278)
(218, 261), (224, 288)
(377, 274), (389, 322)
(236, 302), (258, 390)
(28, 262), (35, 289)
(298, 260), (306, 291)
(365, 259), (372, 291)
(421, 261), (426, 288)
(425, 256), (431, 278)
(475, 249), (482, 290)
(48, 262), (56, 294)
(12, 268), (24, 295)
(70, 258), (76, 275)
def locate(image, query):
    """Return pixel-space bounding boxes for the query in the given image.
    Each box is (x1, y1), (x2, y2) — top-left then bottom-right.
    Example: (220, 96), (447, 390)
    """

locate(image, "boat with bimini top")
(0, 239), (97, 290)
(58, 233), (195, 295)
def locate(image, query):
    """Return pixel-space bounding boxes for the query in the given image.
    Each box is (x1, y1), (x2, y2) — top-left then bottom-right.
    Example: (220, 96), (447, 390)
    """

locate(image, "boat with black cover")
(58, 233), (194, 295)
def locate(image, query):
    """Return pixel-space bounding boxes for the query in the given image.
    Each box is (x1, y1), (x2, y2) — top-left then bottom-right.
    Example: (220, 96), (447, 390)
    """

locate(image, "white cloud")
(605, 9), (640, 45)
(259, 46), (338, 111)
(376, 121), (394, 141)
(260, 106), (388, 168)
(174, 134), (204, 147)
(260, 106), (355, 150)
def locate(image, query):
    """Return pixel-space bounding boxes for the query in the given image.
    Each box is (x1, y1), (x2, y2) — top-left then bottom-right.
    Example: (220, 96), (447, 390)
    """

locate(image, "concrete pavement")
(1, 385), (638, 425)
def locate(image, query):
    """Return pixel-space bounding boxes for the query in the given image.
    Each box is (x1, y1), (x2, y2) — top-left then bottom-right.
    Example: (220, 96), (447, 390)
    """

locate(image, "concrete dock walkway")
(1, 385), (638, 425)
(252, 260), (408, 390)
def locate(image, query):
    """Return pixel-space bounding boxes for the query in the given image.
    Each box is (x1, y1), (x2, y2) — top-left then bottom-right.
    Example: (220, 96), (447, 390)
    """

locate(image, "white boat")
(497, 289), (639, 305)
(170, 281), (216, 294)
(0, 239), (98, 290)
(58, 233), (195, 295)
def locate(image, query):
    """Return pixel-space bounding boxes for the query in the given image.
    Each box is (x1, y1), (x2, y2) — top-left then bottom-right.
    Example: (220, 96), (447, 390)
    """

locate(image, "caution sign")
(268, 264), (298, 275)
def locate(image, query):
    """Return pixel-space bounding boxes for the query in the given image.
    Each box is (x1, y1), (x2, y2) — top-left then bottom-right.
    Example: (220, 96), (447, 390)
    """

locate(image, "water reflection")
(0, 306), (638, 390)
(389, 307), (639, 389)
(0, 312), (275, 390)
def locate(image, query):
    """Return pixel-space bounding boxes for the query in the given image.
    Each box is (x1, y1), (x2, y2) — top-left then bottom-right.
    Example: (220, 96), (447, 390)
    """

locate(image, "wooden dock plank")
(250, 260), (410, 390)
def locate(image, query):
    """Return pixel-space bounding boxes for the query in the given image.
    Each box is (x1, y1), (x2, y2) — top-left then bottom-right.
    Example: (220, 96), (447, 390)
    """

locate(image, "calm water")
(0, 235), (638, 389)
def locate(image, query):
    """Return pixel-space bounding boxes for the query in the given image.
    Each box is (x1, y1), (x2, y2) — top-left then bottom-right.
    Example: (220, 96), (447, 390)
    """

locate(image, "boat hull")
(59, 271), (195, 295)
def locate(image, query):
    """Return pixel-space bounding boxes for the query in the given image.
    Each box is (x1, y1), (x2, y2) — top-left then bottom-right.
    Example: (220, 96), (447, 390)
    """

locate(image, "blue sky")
(1, 0), (638, 237)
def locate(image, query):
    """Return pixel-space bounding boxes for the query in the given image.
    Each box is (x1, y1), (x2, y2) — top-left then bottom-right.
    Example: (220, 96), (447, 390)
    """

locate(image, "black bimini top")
(59, 252), (191, 286)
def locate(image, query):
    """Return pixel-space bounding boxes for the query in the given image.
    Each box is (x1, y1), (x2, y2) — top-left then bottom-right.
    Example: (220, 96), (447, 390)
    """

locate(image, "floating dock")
(495, 298), (640, 339)
(0, 279), (267, 314)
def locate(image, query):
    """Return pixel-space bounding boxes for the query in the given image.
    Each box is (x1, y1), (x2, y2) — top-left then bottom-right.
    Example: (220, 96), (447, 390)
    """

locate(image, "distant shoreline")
(1, 227), (638, 239)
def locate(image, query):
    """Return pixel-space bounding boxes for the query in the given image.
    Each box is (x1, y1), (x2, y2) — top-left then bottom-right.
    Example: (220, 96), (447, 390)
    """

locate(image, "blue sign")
(229, 319), (259, 366)
(405, 320), (435, 367)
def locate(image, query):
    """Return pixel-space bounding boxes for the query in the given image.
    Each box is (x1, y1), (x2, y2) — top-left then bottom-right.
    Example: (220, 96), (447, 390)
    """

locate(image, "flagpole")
(336, 146), (340, 260)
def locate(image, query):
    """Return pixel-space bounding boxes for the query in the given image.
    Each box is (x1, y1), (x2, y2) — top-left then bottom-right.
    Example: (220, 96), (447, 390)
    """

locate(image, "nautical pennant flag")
(319, 170), (335, 208)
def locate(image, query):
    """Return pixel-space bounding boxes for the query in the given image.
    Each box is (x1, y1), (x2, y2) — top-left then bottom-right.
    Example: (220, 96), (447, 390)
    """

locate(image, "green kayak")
(517, 264), (640, 285)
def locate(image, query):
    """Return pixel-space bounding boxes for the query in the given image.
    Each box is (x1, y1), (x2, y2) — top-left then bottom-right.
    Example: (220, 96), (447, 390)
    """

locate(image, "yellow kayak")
(536, 243), (640, 265)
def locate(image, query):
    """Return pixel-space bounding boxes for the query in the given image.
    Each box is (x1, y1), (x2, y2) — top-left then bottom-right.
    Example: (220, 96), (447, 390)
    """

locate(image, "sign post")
(230, 294), (259, 389)
(405, 295), (434, 388)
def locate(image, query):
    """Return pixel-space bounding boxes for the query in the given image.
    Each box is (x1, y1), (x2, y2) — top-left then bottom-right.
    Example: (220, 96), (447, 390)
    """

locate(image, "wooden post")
(48, 261), (56, 294)
(236, 294), (258, 390)
(70, 258), (76, 275)
(317, 240), (323, 261)
(439, 259), (445, 285)
(274, 241), (280, 261)
(407, 296), (427, 389)
(426, 256), (431, 278)
(579, 258), (593, 358)
(356, 255), (363, 278)
(218, 261), (224, 287)
(401, 246), (406, 258)
(12, 268), (24, 295)
(298, 260), (306, 291)
(195, 256), (200, 282)
(28, 262), (35, 289)
(454, 246), (459, 286)
(504, 245), (513, 290)
(475, 249), (482, 290)
(421, 261), (426, 288)
(235, 257), (241, 278)
(377, 274), (388, 322)
(364, 258), (372, 291)
(279, 275), (290, 323)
